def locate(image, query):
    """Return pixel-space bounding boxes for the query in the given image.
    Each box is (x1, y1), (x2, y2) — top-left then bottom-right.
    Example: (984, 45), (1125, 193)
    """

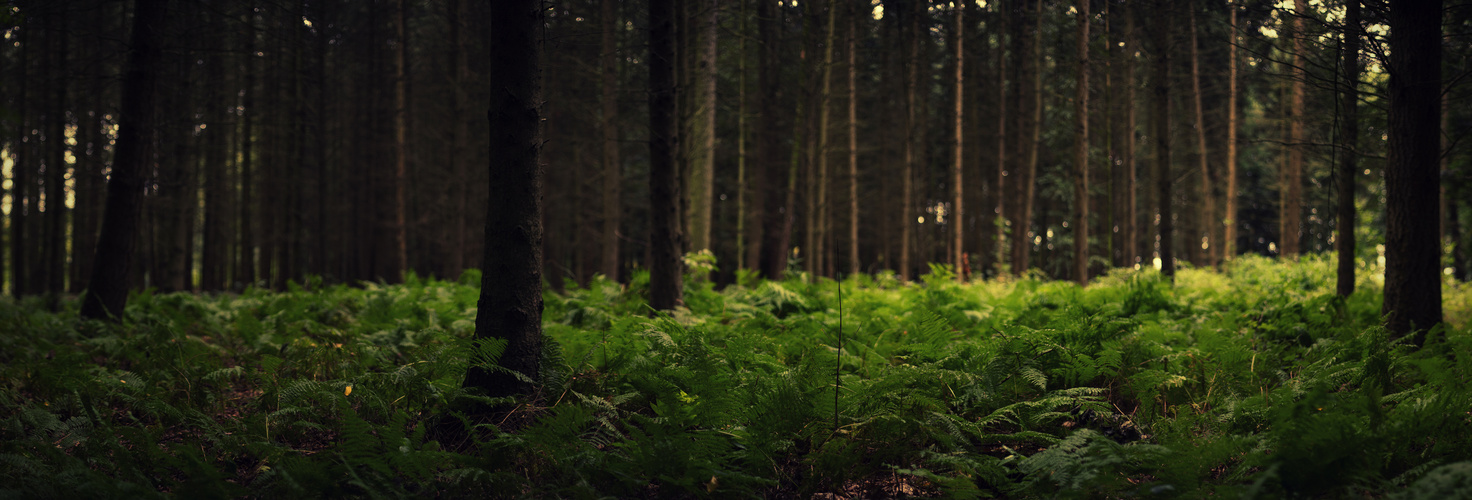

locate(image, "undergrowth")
(1, 255), (1470, 498)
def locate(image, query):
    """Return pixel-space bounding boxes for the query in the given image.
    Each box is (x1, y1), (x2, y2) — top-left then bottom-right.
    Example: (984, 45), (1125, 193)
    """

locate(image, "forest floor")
(2, 254), (1472, 498)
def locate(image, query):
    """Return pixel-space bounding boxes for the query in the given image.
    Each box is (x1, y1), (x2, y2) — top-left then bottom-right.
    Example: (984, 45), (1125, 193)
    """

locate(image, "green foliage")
(1, 256), (1468, 497)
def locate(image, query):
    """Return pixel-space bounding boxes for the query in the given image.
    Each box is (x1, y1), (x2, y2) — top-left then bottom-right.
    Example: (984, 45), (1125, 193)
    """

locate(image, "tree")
(1188, 7), (1212, 269)
(847, 0), (860, 277)
(600, 0), (621, 279)
(900, 0), (922, 281)
(649, 0), (684, 311)
(1223, 0), (1239, 263)
(1151, 0), (1174, 280)
(393, 0), (411, 282)
(1335, 0), (1359, 297)
(684, 0), (717, 254)
(1281, 0), (1306, 258)
(993, 0), (1007, 276)
(1008, 0), (1042, 277)
(952, 0), (966, 281)
(462, 0), (544, 399)
(1072, 0), (1089, 285)
(1382, 0), (1442, 342)
(756, 0), (789, 280)
(81, 0), (167, 320)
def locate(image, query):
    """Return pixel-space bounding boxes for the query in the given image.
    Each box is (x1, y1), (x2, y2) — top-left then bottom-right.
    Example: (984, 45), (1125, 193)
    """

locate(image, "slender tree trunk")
(757, 0), (787, 279)
(1336, 0), (1359, 297)
(1450, 96), (1466, 282)
(685, 0), (717, 254)
(736, 0), (750, 271)
(202, 8), (230, 291)
(1123, 6), (1138, 268)
(1073, 0), (1089, 285)
(598, 0), (621, 279)
(953, 1), (966, 281)
(11, 26), (30, 298)
(1383, 0), (1443, 343)
(1010, 0), (1043, 276)
(815, 0), (837, 278)
(900, 0), (920, 282)
(1224, 2), (1239, 263)
(82, 0), (166, 320)
(1282, 0), (1306, 258)
(1152, 0), (1174, 280)
(848, 0), (860, 277)
(994, 0), (1007, 276)
(1189, 8), (1213, 269)
(393, 0), (410, 282)
(43, 8), (69, 295)
(649, 0), (684, 310)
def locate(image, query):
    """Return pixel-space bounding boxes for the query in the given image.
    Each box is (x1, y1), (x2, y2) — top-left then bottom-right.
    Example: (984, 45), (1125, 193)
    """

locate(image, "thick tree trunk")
(1224, 2), (1239, 263)
(202, 8), (231, 291)
(1152, 0), (1174, 280)
(463, 0), (544, 399)
(1282, 0), (1306, 258)
(1189, 8), (1213, 269)
(1073, 0), (1089, 285)
(953, 1), (966, 281)
(1336, 0), (1359, 297)
(82, 0), (167, 320)
(600, 0), (621, 279)
(1009, 0), (1042, 277)
(649, 0), (684, 310)
(1383, 0), (1443, 342)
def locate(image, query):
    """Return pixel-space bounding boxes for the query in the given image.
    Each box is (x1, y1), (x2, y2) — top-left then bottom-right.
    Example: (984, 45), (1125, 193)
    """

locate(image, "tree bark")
(1073, 0), (1089, 285)
(82, 0), (167, 320)
(1123, 6), (1138, 269)
(1009, 0), (1043, 277)
(649, 0), (684, 310)
(1151, 0), (1174, 280)
(600, 0), (621, 279)
(953, 0), (966, 281)
(848, 0), (860, 277)
(201, 6), (231, 291)
(393, 0), (411, 282)
(43, 6), (69, 295)
(1224, 2), (1239, 263)
(756, 0), (788, 280)
(463, 0), (544, 399)
(1383, 0), (1443, 342)
(815, 0), (837, 278)
(1335, 0), (1359, 297)
(993, 0), (1007, 276)
(10, 23), (30, 298)
(1282, 0), (1306, 258)
(1189, 8), (1213, 269)
(900, 0), (921, 281)
(685, 0), (717, 254)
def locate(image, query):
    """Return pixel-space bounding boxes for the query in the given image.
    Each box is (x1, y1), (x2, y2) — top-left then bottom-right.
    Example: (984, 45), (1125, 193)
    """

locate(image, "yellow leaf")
(706, 475), (718, 493)
(345, 385), (353, 396)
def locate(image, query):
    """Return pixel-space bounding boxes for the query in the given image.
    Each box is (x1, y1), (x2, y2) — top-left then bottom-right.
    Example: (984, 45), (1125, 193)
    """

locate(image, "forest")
(1, 0), (1471, 497)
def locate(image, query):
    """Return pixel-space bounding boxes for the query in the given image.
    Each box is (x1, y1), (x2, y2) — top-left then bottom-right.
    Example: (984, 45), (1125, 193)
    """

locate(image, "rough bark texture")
(1382, 0), (1443, 342)
(1073, 0), (1089, 285)
(1282, 0), (1305, 258)
(953, 1), (966, 281)
(1336, 0), (1359, 297)
(649, 0), (685, 311)
(82, 0), (167, 320)
(1151, 0), (1174, 280)
(600, 0), (621, 279)
(1224, 3), (1238, 263)
(463, 0), (544, 399)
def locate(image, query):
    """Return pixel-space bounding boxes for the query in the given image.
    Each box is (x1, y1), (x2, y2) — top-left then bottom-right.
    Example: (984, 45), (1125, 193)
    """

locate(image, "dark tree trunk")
(82, 0), (167, 320)
(201, 4), (231, 291)
(599, 0), (621, 280)
(649, 0), (684, 310)
(462, 0), (544, 399)
(1336, 0), (1359, 297)
(1073, 0), (1089, 285)
(9, 23), (30, 297)
(1382, 0), (1443, 342)
(757, 0), (788, 280)
(393, 0), (411, 283)
(237, 1), (257, 286)
(1151, 0), (1174, 280)
(43, 6), (69, 295)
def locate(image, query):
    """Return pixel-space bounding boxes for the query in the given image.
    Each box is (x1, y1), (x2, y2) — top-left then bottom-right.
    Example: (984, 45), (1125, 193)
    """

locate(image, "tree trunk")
(684, 0), (717, 254)
(848, 0), (860, 277)
(1336, 0), (1359, 297)
(463, 0), (544, 399)
(953, 1), (966, 281)
(649, 0), (684, 310)
(1009, 0), (1043, 277)
(1383, 0), (1443, 342)
(1073, 0), (1089, 285)
(12, 25), (31, 298)
(900, 0), (921, 282)
(1188, 8), (1213, 269)
(82, 0), (167, 320)
(814, 0), (837, 278)
(447, 0), (471, 279)
(201, 7), (231, 291)
(1282, 0), (1306, 258)
(599, 0), (621, 280)
(993, 0), (1007, 276)
(1224, 2), (1239, 263)
(393, 0), (410, 282)
(43, 7), (69, 295)
(1123, 6), (1138, 269)
(1151, 0), (1174, 280)
(756, 0), (788, 280)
